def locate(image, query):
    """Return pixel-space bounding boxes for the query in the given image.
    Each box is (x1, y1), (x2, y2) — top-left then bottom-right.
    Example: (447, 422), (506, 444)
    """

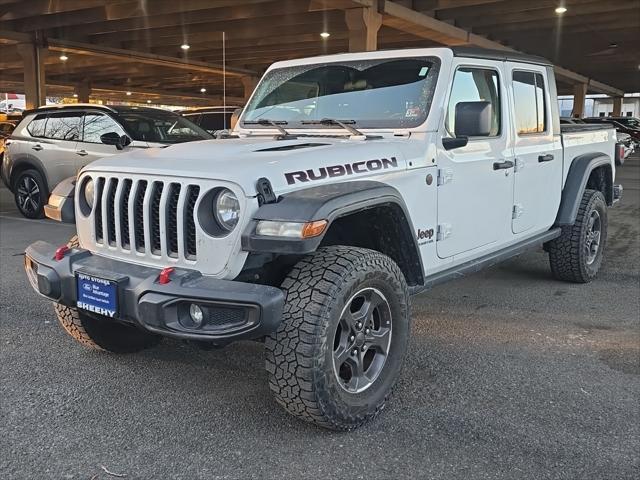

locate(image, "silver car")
(2, 104), (212, 218)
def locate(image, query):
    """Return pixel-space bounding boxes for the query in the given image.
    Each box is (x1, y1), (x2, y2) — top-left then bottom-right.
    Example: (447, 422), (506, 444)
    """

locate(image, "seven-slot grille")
(92, 176), (200, 260)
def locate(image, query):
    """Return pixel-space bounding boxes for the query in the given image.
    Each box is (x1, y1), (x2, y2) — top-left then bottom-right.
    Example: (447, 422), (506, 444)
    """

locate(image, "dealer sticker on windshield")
(76, 273), (118, 318)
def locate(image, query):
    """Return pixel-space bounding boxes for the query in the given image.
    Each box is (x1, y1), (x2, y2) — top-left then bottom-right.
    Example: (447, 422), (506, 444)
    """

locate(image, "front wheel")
(265, 246), (410, 430)
(548, 189), (608, 283)
(13, 169), (47, 219)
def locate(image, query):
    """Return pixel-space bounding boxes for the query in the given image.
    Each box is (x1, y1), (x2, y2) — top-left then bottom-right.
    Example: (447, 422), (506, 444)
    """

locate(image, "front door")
(436, 61), (515, 259)
(78, 112), (137, 166)
(507, 65), (563, 233)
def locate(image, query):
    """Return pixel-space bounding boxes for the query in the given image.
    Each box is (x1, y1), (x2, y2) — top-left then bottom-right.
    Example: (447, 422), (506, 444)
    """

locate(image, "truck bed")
(560, 124), (616, 184)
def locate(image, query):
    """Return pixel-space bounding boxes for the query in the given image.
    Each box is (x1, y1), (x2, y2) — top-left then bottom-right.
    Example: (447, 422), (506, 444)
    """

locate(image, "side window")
(447, 67), (501, 136)
(82, 113), (124, 143)
(512, 71), (547, 134)
(27, 114), (48, 137)
(199, 113), (229, 132)
(44, 112), (82, 141)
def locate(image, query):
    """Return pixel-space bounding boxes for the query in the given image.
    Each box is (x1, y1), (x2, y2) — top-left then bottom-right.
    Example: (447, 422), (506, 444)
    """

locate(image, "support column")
(345, 6), (382, 52)
(241, 75), (259, 102)
(571, 83), (588, 118)
(77, 78), (92, 103)
(17, 42), (47, 109)
(612, 96), (623, 117)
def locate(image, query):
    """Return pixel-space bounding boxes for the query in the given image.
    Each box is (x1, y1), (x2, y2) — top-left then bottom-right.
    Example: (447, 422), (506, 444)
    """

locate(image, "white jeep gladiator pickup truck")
(25, 47), (622, 430)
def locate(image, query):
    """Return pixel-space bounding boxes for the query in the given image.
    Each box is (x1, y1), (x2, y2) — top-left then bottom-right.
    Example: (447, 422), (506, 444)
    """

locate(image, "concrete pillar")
(77, 78), (92, 103)
(345, 6), (382, 52)
(17, 42), (47, 109)
(571, 83), (588, 118)
(612, 97), (623, 117)
(241, 76), (259, 102)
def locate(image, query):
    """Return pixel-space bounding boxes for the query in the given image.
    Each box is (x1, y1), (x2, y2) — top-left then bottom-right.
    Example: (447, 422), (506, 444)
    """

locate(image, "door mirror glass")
(100, 132), (132, 150)
(454, 101), (492, 137)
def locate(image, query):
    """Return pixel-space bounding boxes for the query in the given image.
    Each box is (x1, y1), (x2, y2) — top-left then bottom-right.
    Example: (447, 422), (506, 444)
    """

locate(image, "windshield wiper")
(301, 118), (365, 137)
(243, 119), (294, 139)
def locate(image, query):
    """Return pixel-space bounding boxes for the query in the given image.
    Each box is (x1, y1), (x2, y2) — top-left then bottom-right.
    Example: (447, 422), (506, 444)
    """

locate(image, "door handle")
(493, 160), (515, 170)
(538, 154), (554, 162)
(32, 144), (43, 151)
(76, 149), (88, 156)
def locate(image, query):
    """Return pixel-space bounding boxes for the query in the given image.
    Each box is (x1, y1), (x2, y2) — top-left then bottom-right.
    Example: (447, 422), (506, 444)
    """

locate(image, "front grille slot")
(91, 175), (201, 262)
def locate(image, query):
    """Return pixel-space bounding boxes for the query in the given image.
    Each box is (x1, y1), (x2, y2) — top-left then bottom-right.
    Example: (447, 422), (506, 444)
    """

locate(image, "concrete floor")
(1, 155), (638, 479)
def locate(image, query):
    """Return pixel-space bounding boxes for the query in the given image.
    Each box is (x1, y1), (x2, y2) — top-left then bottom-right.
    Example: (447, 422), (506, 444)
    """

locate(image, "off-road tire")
(265, 246), (410, 430)
(13, 169), (47, 219)
(53, 236), (161, 353)
(548, 189), (607, 283)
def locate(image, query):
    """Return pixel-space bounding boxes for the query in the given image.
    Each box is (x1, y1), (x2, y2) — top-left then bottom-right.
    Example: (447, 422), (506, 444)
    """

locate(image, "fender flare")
(555, 153), (612, 226)
(241, 180), (423, 282)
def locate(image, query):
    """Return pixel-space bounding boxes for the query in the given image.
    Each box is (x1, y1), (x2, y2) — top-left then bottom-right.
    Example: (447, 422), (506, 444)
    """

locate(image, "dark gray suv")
(2, 104), (212, 218)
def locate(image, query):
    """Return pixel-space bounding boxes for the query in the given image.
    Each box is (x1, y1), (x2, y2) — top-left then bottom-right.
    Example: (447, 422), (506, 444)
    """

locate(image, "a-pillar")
(77, 78), (92, 103)
(241, 75), (259, 102)
(612, 96), (623, 117)
(345, 5), (382, 52)
(571, 83), (588, 118)
(17, 42), (47, 109)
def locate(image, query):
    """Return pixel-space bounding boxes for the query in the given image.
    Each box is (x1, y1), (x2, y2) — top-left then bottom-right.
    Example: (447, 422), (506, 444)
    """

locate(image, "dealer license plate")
(76, 273), (118, 318)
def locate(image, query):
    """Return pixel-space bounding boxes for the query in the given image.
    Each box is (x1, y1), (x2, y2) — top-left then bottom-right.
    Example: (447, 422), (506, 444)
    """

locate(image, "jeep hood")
(82, 136), (410, 195)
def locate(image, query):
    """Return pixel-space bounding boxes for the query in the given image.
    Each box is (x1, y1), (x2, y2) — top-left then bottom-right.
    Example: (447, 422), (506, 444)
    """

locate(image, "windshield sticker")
(285, 157), (398, 185)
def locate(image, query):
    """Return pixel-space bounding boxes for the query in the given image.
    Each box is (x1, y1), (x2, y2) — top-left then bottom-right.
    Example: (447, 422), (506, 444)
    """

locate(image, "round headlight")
(84, 178), (95, 209)
(214, 189), (240, 231)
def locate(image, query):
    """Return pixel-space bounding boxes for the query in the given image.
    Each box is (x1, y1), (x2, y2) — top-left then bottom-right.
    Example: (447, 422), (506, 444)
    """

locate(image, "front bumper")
(24, 241), (284, 345)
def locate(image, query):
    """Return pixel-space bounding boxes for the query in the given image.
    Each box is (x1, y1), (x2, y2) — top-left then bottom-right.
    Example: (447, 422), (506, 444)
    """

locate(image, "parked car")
(27, 47), (621, 430)
(2, 104), (212, 218)
(583, 116), (640, 144)
(179, 106), (242, 135)
(0, 120), (16, 164)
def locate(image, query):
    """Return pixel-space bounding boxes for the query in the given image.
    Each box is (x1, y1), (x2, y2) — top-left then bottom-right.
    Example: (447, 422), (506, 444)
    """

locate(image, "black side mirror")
(454, 101), (492, 137)
(100, 132), (132, 150)
(442, 136), (468, 150)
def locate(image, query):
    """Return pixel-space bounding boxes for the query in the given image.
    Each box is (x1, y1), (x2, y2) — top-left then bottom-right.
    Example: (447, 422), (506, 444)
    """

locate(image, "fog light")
(189, 304), (204, 327)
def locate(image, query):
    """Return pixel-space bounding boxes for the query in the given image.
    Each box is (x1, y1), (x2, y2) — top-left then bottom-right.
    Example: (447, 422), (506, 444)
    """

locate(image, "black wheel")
(53, 236), (161, 353)
(13, 169), (47, 219)
(265, 246), (410, 430)
(548, 189), (607, 283)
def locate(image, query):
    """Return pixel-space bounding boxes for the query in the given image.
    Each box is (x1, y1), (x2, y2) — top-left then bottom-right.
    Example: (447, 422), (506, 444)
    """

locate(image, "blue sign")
(76, 273), (118, 318)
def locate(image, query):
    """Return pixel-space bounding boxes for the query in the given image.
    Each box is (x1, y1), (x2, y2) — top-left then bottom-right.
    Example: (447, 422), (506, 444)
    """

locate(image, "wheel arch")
(555, 153), (613, 226)
(241, 180), (424, 286)
(9, 157), (50, 193)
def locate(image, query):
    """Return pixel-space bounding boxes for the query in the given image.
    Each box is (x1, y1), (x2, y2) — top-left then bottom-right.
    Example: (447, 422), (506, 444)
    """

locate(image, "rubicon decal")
(285, 157), (398, 185)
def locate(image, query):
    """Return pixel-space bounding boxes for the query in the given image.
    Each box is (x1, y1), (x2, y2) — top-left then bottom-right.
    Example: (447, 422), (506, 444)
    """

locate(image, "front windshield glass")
(117, 110), (213, 144)
(242, 57), (440, 129)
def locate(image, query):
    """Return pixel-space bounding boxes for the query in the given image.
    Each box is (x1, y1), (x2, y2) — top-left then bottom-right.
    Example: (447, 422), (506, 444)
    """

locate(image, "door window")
(26, 114), (48, 137)
(200, 112), (232, 132)
(512, 71), (547, 134)
(446, 67), (501, 136)
(43, 112), (82, 141)
(82, 113), (124, 143)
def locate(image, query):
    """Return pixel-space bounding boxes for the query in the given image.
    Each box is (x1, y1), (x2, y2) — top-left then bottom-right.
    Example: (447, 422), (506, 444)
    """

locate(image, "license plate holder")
(76, 272), (118, 318)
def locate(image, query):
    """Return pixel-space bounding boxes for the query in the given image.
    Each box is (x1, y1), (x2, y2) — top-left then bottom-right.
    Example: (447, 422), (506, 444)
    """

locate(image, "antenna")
(223, 30), (227, 130)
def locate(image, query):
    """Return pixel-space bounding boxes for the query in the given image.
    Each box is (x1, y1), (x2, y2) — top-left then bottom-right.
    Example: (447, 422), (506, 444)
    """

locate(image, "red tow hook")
(54, 245), (70, 261)
(158, 267), (175, 285)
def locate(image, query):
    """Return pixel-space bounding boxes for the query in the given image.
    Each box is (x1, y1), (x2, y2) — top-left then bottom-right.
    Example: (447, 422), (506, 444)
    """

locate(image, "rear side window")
(512, 71), (546, 134)
(27, 114), (47, 137)
(447, 67), (501, 136)
(44, 112), (82, 141)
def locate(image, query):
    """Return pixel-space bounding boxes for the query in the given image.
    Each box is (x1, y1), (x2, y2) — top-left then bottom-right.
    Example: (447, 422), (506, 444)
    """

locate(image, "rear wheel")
(13, 169), (46, 219)
(548, 189), (607, 283)
(53, 236), (161, 353)
(265, 246), (410, 430)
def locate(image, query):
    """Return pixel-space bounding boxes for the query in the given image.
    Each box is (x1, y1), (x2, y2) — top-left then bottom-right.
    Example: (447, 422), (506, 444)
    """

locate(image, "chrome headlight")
(83, 178), (95, 209)
(214, 188), (240, 231)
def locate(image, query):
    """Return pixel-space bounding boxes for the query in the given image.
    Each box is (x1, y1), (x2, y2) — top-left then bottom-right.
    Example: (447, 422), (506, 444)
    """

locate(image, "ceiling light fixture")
(72, 93), (78, 98)
(200, 87), (206, 93)
(320, 32), (330, 38)
(555, 6), (567, 14)
(147, 100), (152, 104)
(59, 54), (68, 61)
(181, 43), (190, 50)
(126, 91), (132, 96)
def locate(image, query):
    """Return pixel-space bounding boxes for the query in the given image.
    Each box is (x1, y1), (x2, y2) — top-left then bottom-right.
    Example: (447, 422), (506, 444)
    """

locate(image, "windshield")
(616, 117), (640, 129)
(242, 57), (440, 130)
(116, 110), (213, 143)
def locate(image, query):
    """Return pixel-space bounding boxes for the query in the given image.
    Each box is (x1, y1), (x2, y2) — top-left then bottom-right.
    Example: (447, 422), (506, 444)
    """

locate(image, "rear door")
(436, 61), (515, 258)
(506, 65), (562, 233)
(39, 111), (82, 187)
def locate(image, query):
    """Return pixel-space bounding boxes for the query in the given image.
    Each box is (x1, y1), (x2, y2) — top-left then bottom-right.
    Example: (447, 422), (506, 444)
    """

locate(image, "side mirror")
(454, 101), (492, 138)
(100, 132), (132, 150)
(442, 136), (468, 151)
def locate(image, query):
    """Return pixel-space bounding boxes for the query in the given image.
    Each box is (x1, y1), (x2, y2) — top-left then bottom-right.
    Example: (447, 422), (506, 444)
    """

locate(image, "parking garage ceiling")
(0, 0), (639, 105)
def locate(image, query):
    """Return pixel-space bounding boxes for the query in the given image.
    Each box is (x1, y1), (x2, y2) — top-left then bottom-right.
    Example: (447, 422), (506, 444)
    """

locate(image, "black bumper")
(24, 241), (284, 345)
